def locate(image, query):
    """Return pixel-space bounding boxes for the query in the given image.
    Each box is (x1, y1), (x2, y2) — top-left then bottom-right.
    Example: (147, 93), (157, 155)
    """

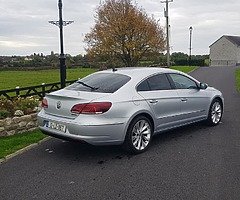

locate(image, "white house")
(209, 35), (240, 66)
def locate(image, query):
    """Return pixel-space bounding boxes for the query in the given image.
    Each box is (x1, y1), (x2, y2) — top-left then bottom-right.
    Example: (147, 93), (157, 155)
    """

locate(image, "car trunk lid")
(44, 89), (110, 119)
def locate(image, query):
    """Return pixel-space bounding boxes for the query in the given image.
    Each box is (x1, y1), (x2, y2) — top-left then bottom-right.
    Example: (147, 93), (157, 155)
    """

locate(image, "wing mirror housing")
(199, 83), (208, 90)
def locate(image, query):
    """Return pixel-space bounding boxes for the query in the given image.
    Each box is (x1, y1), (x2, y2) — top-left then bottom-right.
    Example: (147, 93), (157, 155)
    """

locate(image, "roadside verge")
(0, 130), (49, 164)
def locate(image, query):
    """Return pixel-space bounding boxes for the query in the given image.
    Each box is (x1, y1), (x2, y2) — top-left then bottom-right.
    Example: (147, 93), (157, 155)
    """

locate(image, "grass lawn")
(0, 66), (197, 91)
(0, 129), (46, 159)
(0, 68), (96, 90)
(170, 66), (198, 73)
(235, 69), (240, 92)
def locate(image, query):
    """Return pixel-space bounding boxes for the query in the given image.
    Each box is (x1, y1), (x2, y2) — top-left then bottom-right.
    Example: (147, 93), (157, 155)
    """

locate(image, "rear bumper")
(37, 110), (128, 145)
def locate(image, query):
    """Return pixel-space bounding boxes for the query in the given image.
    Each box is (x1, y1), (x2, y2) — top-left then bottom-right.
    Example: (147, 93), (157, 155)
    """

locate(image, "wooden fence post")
(16, 86), (20, 97)
(42, 83), (46, 98)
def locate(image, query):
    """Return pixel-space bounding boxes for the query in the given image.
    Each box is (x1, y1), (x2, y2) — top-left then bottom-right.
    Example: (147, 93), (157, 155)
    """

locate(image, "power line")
(161, 0), (173, 68)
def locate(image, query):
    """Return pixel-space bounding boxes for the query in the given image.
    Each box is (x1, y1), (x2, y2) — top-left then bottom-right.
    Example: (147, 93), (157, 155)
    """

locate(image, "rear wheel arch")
(123, 113), (154, 154)
(126, 112), (155, 134)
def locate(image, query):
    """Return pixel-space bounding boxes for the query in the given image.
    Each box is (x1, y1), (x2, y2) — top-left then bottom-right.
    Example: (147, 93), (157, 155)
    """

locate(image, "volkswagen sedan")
(37, 67), (224, 154)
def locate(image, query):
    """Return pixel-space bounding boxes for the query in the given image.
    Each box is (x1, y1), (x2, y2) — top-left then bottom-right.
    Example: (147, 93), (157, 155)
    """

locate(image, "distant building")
(24, 57), (33, 61)
(209, 35), (240, 66)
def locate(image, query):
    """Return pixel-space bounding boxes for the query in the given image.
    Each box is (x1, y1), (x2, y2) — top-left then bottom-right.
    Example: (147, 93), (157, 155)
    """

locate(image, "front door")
(168, 73), (209, 123)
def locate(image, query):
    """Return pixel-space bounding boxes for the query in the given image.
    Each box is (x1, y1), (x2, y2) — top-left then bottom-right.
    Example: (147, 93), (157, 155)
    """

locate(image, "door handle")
(149, 99), (158, 104)
(181, 98), (188, 102)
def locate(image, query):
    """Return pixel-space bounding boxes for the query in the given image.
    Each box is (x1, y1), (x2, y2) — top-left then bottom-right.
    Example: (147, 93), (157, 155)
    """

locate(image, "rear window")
(66, 73), (131, 93)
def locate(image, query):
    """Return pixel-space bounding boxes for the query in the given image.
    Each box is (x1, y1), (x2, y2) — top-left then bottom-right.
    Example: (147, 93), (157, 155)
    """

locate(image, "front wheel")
(207, 99), (223, 126)
(123, 116), (153, 154)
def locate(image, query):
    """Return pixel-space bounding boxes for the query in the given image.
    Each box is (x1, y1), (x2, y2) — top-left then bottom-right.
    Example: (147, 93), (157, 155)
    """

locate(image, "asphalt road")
(1, 66), (240, 200)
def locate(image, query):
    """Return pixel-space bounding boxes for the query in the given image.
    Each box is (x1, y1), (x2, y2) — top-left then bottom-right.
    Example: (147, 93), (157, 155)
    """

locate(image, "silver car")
(38, 67), (224, 154)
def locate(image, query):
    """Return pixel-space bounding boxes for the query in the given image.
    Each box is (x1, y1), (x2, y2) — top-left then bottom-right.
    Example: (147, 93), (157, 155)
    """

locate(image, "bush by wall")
(0, 97), (39, 119)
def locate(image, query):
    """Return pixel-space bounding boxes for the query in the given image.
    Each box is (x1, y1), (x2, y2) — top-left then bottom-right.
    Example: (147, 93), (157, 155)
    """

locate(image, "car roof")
(96, 67), (182, 80)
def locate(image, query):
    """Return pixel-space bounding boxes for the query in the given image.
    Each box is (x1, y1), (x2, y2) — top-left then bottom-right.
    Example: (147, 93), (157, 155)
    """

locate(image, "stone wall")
(0, 113), (38, 137)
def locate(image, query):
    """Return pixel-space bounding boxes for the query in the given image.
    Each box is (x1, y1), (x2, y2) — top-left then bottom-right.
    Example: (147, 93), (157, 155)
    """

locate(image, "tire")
(123, 116), (153, 154)
(207, 99), (223, 126)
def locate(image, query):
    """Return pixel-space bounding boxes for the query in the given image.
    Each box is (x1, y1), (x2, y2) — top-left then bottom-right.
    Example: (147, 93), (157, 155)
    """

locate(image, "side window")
(137, 80), (150, 91)
(169, 74), (198, 89)
(137, 74), (172, 91)
(148, 74), (172, 90)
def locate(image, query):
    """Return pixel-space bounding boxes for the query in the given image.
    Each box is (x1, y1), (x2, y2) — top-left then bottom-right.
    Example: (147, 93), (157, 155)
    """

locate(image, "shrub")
(0, 97), (39, 118)
(13, 97), (39, 115)
(172, 59), (205, 66)
(0, 110), (11, 119)
(0, 98), (15, 116)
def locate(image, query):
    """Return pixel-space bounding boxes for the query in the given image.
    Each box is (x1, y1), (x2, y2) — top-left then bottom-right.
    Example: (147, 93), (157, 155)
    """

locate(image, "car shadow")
(43, 121), (215, 165)
(152, 121), (208, 144)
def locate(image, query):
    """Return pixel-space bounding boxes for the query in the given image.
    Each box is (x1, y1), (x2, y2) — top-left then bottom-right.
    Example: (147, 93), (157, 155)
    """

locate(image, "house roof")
(210, 35), (240, 47)
(225, 35), (240, 46)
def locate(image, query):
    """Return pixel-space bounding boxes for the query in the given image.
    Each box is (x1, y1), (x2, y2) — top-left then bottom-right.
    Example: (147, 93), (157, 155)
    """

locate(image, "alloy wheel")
(131, 120), (151, 151)
(211, 101), (222, 124)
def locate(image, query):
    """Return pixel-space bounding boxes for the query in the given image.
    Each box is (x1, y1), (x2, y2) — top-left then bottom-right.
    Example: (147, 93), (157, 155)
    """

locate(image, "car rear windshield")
(66, 73), (131, 93)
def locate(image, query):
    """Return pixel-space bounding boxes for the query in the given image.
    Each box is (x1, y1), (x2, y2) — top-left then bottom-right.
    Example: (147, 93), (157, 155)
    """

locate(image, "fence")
(0, 80), (77, 100)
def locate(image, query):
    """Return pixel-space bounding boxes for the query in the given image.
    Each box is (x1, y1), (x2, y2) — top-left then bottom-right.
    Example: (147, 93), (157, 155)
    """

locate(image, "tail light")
(41, 98), (48, 108)
(71, 102), (112, 115)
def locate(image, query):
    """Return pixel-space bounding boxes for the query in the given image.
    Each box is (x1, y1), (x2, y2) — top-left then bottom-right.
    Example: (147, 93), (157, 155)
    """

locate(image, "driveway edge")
(0, 137), (50, 164)
(189, 66), (200, 74)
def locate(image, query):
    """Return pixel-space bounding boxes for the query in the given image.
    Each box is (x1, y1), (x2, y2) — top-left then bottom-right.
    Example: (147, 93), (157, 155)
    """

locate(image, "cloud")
(0, 40), (40, 48)
(0, 0), (240, 55)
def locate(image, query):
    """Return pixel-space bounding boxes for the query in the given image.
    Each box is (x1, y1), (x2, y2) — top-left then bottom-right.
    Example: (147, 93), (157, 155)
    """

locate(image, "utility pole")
(189, 26), (193, 66)
(49, 0), (74, 88)
(161, 0), (173, 68)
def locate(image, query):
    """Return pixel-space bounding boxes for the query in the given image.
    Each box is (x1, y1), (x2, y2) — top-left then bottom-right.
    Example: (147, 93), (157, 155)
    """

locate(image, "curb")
(0, 158), (5, 164)
(188, 67), (200, 74)
(0, 136), (50, 165)
(188, 66), (199, 74)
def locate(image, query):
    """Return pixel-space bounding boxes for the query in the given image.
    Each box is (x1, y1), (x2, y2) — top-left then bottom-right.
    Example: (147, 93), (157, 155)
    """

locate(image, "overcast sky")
(0, 0), (240, 56)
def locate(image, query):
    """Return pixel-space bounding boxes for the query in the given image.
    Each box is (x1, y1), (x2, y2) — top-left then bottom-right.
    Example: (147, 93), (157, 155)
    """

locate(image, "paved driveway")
(1, 66), (240, 200)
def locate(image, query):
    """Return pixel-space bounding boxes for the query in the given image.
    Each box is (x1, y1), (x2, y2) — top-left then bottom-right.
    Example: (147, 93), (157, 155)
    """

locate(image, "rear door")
(137, 73), (181, 132)
(167, 73), (209, 122)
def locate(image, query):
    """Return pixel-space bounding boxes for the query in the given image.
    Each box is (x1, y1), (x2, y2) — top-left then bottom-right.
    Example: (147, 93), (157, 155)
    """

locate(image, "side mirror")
(199, 83), (208, 90)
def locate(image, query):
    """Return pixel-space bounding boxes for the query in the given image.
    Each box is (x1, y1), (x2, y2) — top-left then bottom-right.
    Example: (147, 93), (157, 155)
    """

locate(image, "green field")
(0, 130), (46, 159)
(0, 66), (197, 91)
(0, 68), (96, 90)
(235, 69), (240, 92)
(170, 66), (198, 73)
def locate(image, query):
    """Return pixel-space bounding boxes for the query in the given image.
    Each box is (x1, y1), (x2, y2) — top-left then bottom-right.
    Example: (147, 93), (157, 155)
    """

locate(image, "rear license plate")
(44, 121), (66, 133)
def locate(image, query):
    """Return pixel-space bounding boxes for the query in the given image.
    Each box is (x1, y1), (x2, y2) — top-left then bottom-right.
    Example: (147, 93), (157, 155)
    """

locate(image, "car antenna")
(112, 67), (117, 72)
